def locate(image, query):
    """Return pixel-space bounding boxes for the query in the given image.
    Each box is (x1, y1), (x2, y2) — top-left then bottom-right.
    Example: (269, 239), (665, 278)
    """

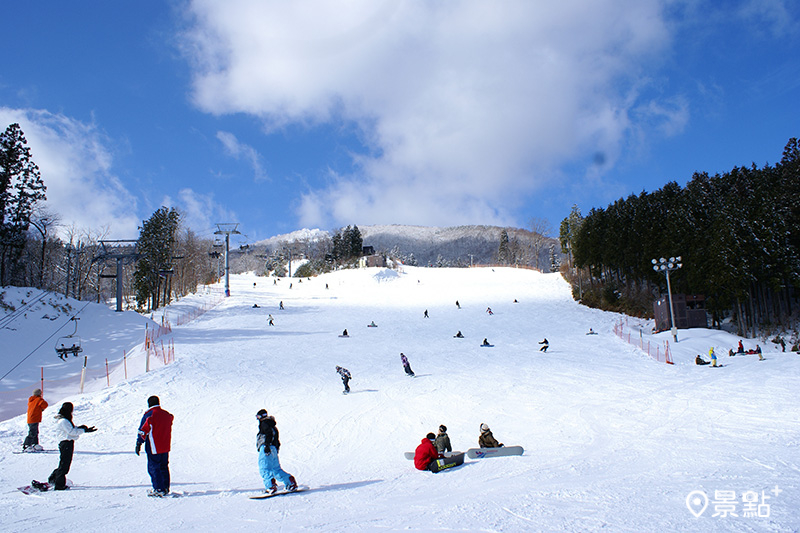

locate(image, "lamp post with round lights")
(652, 256), (683, 342)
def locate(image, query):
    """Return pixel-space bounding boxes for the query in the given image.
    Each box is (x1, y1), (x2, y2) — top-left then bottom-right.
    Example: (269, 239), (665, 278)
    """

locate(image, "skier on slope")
(256, 409), (297, 494)
(22, 388), (48, 452)
(434, 425), (452, 454)
(336, 366), (352, 394)
(414, 432), (441, 471)
(400, 353), (415, 377)
(478, 423), (503, 448)
(538, 338), (549, 352)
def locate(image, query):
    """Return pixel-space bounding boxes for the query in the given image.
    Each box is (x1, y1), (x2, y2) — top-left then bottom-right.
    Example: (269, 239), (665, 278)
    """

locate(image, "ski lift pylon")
(55, 317), (82, 360)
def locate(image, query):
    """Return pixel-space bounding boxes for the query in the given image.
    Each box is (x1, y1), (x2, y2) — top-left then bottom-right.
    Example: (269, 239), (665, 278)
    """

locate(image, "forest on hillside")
(560, 138), (800, 338)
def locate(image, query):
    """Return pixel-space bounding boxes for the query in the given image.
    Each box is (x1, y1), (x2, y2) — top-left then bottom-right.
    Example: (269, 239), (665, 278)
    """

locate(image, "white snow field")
(1, 266), (798, 532)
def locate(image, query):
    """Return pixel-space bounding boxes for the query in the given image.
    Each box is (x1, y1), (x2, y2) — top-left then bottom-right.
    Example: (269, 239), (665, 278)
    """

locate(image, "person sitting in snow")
(454, 331), (465, 338)
(434, 425), (452, 454)
(414, 432), (441, 471)
(539, 338), (549, 352)
(256, 409), (297, 494)
(336, 366), (351, 393)
(478, 423), (503, 448)
(341, 329), (348, 337)
(695, 355), (710, 366)
(482, 338), (491, 346)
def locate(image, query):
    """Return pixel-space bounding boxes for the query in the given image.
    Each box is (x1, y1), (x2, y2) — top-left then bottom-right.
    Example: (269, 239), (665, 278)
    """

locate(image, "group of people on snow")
(413, 423), (503, 472)
(23, 392), (296, 497)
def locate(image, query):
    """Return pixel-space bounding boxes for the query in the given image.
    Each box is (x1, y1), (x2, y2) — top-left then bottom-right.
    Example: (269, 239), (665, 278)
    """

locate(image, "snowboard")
(404, 450), (463, 460)
(13, 449), (57, 454)
(250, 485), (309, 499)
(480, 344), (494, 347)
(338, 335), (349, 338)
(18, 479), (72, 494)
(429, 452), (465, 473)
(466, 446), (524, 459)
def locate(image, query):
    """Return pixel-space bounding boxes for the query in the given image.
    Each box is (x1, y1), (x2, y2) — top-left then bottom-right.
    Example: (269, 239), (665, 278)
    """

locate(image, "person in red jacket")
(135, 396), (174, 497)
(23, 389), (48, 451)
(414, 432), (441, 471)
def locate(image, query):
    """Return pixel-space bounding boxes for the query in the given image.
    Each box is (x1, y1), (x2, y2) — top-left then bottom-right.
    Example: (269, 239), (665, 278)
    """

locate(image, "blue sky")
(1, 1), (797, 244)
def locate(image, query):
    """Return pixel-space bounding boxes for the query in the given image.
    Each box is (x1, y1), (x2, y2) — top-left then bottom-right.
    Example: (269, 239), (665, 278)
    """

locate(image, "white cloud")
(162, 188), (239, 235)
(0, 108), (140, 239)
(216, 130), (268, 181)
(182, 0), (674, 228)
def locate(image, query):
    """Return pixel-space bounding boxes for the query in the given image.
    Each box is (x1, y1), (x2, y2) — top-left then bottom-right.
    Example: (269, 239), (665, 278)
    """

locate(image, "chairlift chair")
(54, 317), (82, 359)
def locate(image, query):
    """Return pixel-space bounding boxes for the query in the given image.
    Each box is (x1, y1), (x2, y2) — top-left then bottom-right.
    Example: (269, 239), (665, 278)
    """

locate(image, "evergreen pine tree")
(0, 123), (47, 285)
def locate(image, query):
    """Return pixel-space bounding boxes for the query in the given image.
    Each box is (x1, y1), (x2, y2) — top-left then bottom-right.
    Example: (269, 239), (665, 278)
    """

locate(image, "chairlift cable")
(0, 289), (50, 330)
(0, 302), (91, 383)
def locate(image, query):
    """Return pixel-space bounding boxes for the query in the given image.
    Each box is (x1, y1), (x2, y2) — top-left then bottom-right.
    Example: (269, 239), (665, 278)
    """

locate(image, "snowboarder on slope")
(33, 402), (96, 491)
(482, 338), (491, 346)
(539, 338), (549, 352)
(336, 366), (352, 393)
(454, 331), (465, 338)
(424, 310), (429, 318)
(456, 301), (461, 309)
(341, 329), (349, 337)
(478, 423), (503, 448)
(434, 425), (452, 454)
(23, 388), (48, 452)
(279, 301), (284, 310)
(136, 395), (174, 497)
(709, 347), (717, 367)
(400, 353), (415, 376)
(486, 307), (493, 315)
(256, 409), (297, 494)
(414, 433), (441, 471)
(268, 315), (275, 326)
(695, 355), (710, 366)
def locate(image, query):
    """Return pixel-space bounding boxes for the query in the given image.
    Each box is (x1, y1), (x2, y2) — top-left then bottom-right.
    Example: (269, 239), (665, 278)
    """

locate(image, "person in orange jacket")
(23, 389), (48, 451)
(414, 433), (441, 471)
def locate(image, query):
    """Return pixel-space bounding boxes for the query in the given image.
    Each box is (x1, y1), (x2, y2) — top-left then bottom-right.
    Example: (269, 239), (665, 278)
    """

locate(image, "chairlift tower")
(214, 223), (241, 296)
(96, 240), (138, 312)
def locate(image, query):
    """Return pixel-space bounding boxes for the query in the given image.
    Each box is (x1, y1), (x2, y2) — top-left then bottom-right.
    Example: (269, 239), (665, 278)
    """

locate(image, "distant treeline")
(561, 138), (800, 337)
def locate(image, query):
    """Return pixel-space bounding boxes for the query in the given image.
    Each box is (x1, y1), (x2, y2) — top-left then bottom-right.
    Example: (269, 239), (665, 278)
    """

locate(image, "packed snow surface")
(1, 267), (798, 532)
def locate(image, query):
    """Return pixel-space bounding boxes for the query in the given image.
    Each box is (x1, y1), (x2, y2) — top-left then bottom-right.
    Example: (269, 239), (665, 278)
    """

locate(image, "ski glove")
(135, 442), (142, 456)
(84, 426), (97, 433)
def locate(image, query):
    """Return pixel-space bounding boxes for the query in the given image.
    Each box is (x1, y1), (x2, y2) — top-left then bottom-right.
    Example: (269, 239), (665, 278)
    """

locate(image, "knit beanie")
(480, 423), (490, 432)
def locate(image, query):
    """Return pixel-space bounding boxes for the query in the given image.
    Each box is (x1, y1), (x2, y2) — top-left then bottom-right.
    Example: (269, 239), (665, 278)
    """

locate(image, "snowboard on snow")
(18, 479), (72, 494)
(429, 452), (465, 473)
(250, 485), (309, 499)
(13, 449), (57, 454)
(480, 344), (494, 348)
(466, 446), (524, 459)
(404, 450), (463, 460)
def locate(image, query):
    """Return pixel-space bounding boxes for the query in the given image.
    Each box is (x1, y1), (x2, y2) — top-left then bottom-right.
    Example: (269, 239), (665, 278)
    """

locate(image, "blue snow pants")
(147, 452), (170, 492)
(258, 445), (292, 488)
